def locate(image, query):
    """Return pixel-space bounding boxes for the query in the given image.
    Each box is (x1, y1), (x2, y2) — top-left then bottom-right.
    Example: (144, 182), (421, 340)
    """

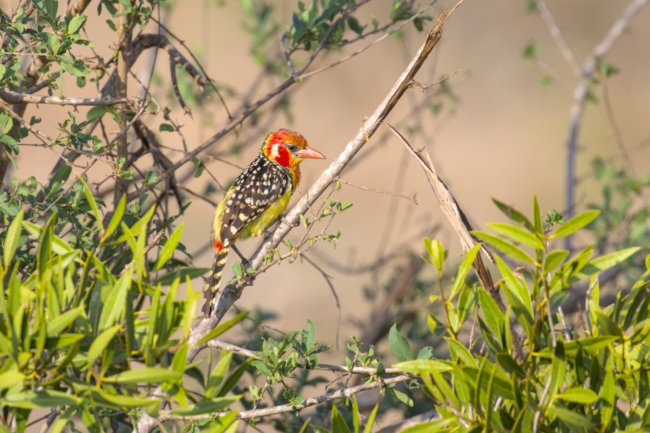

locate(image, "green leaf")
(400, 419), (454, 433)
(492, 199), (534, 230)
(101, 194), (125, 244)
(599, 361), (615, 428)
(494, 256), (533, 320)
(47, 306), (84, 337)
(553, 387), (598, 404)
(197, 311), (249, 346)
(544, 250), (569, 273)
(548, 406), (593, 429)
(472, 231), (535, 264)
(533, 196), (542, 234)
(104, 367), (182, 384)
(88, 325), (121, 367)
(449, 243), (480, 301)
(23, 221), (73, 255)
(203, 411), (239, 433)
(67, 15), (87, 34)
(585, 247), (640, 273)
(424, 238), (445, 273)
(5, 391), (82, 409)
(477, 288), (504, 340)
(97, 269), (132, 330)
(154, 223), (184, 271)
(549, 210), (599, 239)
(487, 222), (543, 249)
(362, 403), (379, 433)
(171, 397), (240, 416)
(388, 324), (413, 362)
(4, 208), (24, 269)
(0, 371), (24, 390)
(156, 267), (209, 285)
(393, 359), (453, 374)
(331, 405), (352, 433)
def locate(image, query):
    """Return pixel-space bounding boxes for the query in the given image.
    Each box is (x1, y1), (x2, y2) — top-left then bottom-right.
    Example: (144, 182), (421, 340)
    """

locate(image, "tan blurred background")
(11, 0), (650, 352)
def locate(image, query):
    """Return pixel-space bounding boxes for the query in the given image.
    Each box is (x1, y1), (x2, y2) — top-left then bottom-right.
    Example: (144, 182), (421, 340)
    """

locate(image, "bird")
(202, 129), (325, 317)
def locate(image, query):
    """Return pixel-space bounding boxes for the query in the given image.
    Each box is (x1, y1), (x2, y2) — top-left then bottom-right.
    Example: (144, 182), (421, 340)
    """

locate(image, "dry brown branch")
(133, 5), (462, 431)
(385, 123), (496, 294)
(531, 0), (581, 76)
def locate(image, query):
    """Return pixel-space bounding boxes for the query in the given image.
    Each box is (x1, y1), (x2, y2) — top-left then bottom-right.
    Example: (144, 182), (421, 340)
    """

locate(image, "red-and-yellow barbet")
(202, 129), (325, 317)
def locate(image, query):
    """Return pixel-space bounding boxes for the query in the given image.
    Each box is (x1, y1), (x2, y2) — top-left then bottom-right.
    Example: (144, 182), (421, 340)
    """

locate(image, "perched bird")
(202, 129), (325, 317)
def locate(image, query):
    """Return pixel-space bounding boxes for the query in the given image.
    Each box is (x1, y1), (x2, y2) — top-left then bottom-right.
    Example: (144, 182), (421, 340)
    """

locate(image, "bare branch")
(0, 88), (136, 106)
(159, 374), (411, 422)
(531, 0), (581, 75)
(564, 0), (648, 250)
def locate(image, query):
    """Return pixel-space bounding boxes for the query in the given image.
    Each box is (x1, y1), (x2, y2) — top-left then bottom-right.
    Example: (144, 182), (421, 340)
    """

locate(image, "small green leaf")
(88, 325), (121, 367)
(388, 324), (413, 362)
(424, 238), (445, 273)
(4, 208), (24, 269)
(331, 405), (352, 433)
(487, 222), (543, 249)
(549, 210), (599, 239)
(472, 231), (535, 264)
(544, 250), (569, 273)
(393, 359), (453, 374)
(197, 311), (249, 346)
(449, 244), (480, 300)
(171, 397), (240, 416)
(5, 391), (82, 409)
(47, 306), (84, 337)
(362, 403), (379, 433)
(104, 368), (182, 384)
(79, 176), (104, 233)
(67, 15), (87, 34)
(154, 223), (184, 271)
(101, 194), (125, 243)
(97, 269), (132, 330)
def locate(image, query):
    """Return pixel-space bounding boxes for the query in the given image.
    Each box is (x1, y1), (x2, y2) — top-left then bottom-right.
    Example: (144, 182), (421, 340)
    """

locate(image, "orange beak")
(296, 146), (326, 160)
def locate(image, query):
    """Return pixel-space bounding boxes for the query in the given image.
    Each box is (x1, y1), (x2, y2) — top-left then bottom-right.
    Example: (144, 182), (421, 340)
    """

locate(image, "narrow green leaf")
(362, 403), (379, 433)
(154, 223), (184, 271)
(449, 243), (480, 301)
(206, 350), (233, 398)
(400, 419), (454, 432)
(548, 406), (593, 429)
(101, 194), (125, 244)
(22, 221), (73, 255)
(586, 247), (640, 273)
(97, 269), (132, 330)
(494, 256), (532, 319)
(203, 411), (239, 433)
(477, 288), (504, 338)
(0, 371), (24, 390)
(487, 222), (543, 249)
(47, 306), (84, 337)
(115, 204), (156, 243)
(351, 397), (360, 433)
(79, 176), (104, 234)
(549, 210), (599, 239)
(544, 250), (569, 273)
(533, 196), (542, 234)
(331, 405), (352, 433)
(5, 391), (82, 409)
(388, 324), (413, 362)
(472, 231), (535, 264)
(599, 361), (615, 428)
(393, 359), (453, 374)
(493, 199), (534, 230)
(424, 238), (445, 273)
(104, 367), (182, 384)
(171, 397), (240, 416)
(4, 208), (24, 269)
(197, 311), (249, 346)
(88, 325), (121, 367)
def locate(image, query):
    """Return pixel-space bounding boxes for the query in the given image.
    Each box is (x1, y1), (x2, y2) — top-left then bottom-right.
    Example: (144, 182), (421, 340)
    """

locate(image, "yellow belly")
(238, 186), (292, 239)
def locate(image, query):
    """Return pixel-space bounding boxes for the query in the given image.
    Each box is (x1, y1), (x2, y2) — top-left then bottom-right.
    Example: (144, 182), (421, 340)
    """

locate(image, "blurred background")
(9, 0), (650, 354)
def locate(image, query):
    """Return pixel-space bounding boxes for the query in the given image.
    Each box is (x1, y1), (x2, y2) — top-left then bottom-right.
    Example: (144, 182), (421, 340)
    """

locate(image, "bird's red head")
(262, 129), (325, 170)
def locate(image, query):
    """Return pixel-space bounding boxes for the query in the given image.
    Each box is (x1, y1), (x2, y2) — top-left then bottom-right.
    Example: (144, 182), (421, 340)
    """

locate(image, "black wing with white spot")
(219, 156), (292, 242)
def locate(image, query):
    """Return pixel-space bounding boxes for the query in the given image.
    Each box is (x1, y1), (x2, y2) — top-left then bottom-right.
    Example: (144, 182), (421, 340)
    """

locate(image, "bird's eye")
(286, 144), (299, 153)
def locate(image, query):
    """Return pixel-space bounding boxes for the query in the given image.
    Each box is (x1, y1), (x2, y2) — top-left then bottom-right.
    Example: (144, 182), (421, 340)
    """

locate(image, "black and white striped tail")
(202, 246), (229, 317)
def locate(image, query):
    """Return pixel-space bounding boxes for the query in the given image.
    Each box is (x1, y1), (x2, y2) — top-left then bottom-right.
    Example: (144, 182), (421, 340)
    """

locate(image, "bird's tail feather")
(202, 246), (229, 317)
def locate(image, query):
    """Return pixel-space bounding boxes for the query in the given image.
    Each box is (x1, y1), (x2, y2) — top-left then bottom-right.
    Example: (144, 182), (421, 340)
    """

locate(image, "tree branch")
(564, 0), (648, 250)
